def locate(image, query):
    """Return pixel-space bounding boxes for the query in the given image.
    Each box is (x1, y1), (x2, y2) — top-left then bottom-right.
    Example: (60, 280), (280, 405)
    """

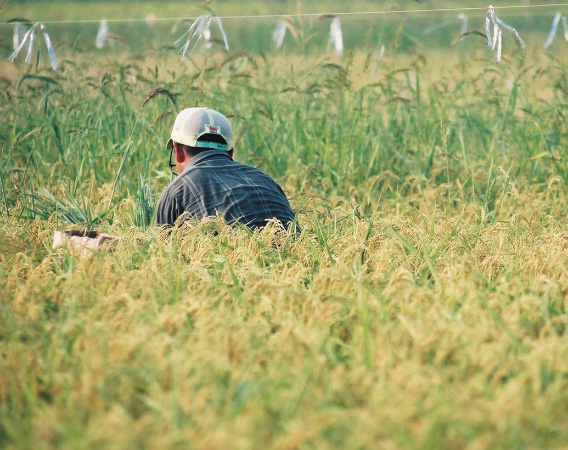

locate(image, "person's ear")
(173, 142), (187, 163)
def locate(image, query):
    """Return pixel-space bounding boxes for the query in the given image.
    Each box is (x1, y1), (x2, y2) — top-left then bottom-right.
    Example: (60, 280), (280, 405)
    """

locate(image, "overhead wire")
(1, 2), (568, 26)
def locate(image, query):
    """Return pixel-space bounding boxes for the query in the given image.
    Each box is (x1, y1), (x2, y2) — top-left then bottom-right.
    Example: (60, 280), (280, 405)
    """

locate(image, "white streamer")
(96, 19), (109, 49)
(329, 17), (343, 55)
(492, 22), (500, 49)
(174, 15), (208, 58)
(25, 25), (36, 63)
(13, 23), (25, 51)
(496, 27), (502, 61)
(543, 12), (568, 48)
(9, 22), (58, 70)
(40, 24), (58, 70)
(485, 5), (526, 62)
(212, 17), (230, 51)
(485, 13), (492, 46)
(10, 26), (34, 62)
(203, 21), (212, 49)
(175, 15), (229, 60)
(458, 13), (468, 34)
(273, 21), (287, 49)
(185, 16), (208, 56)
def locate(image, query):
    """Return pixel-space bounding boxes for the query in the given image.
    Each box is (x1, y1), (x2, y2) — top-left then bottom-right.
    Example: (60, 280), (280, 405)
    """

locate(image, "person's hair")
(182, 133), (228, 157)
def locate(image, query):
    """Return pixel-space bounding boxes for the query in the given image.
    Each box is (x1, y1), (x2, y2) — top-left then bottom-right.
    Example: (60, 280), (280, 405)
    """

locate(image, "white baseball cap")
(167, 107), (233, 151)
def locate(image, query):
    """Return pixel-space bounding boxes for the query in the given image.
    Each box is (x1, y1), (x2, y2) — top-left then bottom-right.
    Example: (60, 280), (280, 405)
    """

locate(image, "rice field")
(2, 1), (568, 448)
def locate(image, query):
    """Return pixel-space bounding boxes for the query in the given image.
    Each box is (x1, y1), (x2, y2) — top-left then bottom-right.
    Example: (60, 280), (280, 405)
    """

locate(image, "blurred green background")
(2, 0), (567, 56)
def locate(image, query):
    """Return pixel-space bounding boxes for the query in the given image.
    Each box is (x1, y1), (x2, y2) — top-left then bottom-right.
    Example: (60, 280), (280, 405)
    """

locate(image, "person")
(156, 107), (298, 231)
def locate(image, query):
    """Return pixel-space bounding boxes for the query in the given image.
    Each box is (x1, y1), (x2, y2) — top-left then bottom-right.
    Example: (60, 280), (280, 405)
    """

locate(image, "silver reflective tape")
(496, 28), (502, 62)
(25, 26), (36, 63)
(96, 19), (109, 49)
(212, 17), (229, 51)
(485, 5), (526, 62)
(13, 23), (22, 51)
(329, 17), (343, 55)
(40, 24), (58, 70)
(175, 15), (230, 59)
(485, 16), (492, 47)
(458, 13), (468, 35)
(273, 21), (287, 48)
(9, 24), (34, 62)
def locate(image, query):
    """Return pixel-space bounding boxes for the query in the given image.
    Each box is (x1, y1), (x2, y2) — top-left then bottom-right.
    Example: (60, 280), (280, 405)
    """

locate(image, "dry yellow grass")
(2, 176), (568, 448)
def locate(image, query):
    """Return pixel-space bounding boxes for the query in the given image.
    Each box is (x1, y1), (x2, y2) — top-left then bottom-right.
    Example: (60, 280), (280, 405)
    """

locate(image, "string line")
(2, 3), (568, 26)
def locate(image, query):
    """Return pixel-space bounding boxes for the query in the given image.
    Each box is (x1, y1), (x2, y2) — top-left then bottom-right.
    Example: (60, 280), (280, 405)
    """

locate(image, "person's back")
(156, 107), (297, 230)
(156, 149), (296, 229)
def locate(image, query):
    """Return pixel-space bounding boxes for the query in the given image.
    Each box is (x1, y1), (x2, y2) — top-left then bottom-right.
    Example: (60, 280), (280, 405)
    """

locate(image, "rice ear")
(142, 87), (179, 110)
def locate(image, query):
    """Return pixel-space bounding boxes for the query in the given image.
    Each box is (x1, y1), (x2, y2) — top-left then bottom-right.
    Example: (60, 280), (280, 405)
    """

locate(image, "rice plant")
(2, 1), (568, 448)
